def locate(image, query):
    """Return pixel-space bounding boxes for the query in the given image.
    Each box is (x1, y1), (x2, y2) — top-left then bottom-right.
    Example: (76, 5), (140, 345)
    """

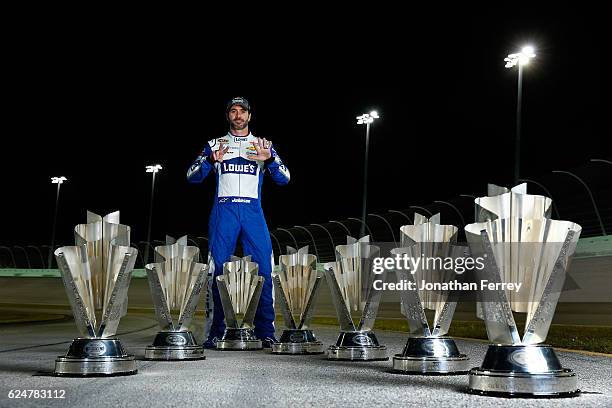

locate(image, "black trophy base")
(392, 337), (469, 374)
(271, 329), (324, 355)
(468, 344), (580, 398)
(144, 331), (205, 361)
(327, 331), (388, 361)
(216, 328), (262, 351)
(54, 338), (137, 376)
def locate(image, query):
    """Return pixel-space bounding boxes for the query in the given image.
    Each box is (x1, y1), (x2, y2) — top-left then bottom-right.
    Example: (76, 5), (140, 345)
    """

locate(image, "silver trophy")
(144, 236), (208, 360)
(53, 211), (138, 376)
(272, 246), (324, 354)
(323, 236), (387, 361)
(215, 256), (264, 350)
(391, 213), (470, 374)
(465, 184), (582, 397)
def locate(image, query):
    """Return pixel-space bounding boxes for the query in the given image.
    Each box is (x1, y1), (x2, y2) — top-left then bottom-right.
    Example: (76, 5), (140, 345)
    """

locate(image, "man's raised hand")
(249, 137), (272, 161)
(212, 143), (230, 162)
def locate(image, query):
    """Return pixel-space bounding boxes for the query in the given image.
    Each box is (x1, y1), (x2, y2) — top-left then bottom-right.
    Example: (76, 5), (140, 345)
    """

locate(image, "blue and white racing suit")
(187, 132), (290, 341)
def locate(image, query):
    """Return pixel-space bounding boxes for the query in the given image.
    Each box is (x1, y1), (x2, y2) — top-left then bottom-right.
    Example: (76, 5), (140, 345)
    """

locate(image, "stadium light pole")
(356, 111), (379, 237)
(552, 170), (606, 236)
(48, 176), (67, 268)
(144, 164), (162, 264)
(505, 45), (536, 185)
(348, 217), (374, 240)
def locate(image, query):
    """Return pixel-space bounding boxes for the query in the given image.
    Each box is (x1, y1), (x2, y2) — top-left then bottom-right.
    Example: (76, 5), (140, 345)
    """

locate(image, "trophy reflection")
(215, 256), (264, 350)
(324, 236), (387, 361)
(53, 211), (137, 376)
(272, 246), (324, 354)
(144, 236), (208, 360)
(465, 184), (582, 397)
(391, 213), (469, 374)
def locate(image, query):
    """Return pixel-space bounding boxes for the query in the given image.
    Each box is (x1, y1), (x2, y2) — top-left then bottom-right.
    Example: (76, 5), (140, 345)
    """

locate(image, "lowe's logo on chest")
(221, 162), (257, 175)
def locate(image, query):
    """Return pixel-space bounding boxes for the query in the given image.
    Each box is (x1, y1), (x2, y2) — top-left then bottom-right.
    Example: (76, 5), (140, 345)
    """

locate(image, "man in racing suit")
(187, 97), (290, 347)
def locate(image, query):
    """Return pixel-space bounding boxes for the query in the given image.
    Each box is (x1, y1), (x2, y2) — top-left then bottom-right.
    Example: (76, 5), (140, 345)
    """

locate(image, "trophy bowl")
(144, 236), (208, 360)
(390, 213), (469, 374)
(324, 236), (388, 361)
(272, 246), (324, 355)
(465, 184), (582, 397)
(54, 211), (137, 376)
(215, 256), (264, 350)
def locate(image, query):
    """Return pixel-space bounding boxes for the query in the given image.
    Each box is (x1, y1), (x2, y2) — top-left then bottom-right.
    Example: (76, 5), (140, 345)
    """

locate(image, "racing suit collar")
(228, 132), (252, 143)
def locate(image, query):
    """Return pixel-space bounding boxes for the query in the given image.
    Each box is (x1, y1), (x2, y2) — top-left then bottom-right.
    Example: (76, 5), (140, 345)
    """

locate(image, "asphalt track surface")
(1, 313), (611, 408)
(1, 261), (611, 408)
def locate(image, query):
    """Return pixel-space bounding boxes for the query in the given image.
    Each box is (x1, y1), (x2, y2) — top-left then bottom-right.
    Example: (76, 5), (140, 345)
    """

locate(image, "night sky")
(3, 12), (610, 248)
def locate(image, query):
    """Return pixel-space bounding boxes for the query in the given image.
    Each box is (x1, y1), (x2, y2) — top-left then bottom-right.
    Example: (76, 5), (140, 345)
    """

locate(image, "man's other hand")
(249, 138), (272, 161)
(212, 143), (230, 162)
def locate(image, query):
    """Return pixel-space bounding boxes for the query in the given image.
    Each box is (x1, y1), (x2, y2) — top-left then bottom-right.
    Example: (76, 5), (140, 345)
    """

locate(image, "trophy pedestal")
(54, 338), (137, 376)
(468, 344), (580, 397)
(392, 337), (469, 374)
(216, 328), (262, 351)
(327, 331), (388, 361)
(271, 329), (324, 355)
(144, 331), (205, 361)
